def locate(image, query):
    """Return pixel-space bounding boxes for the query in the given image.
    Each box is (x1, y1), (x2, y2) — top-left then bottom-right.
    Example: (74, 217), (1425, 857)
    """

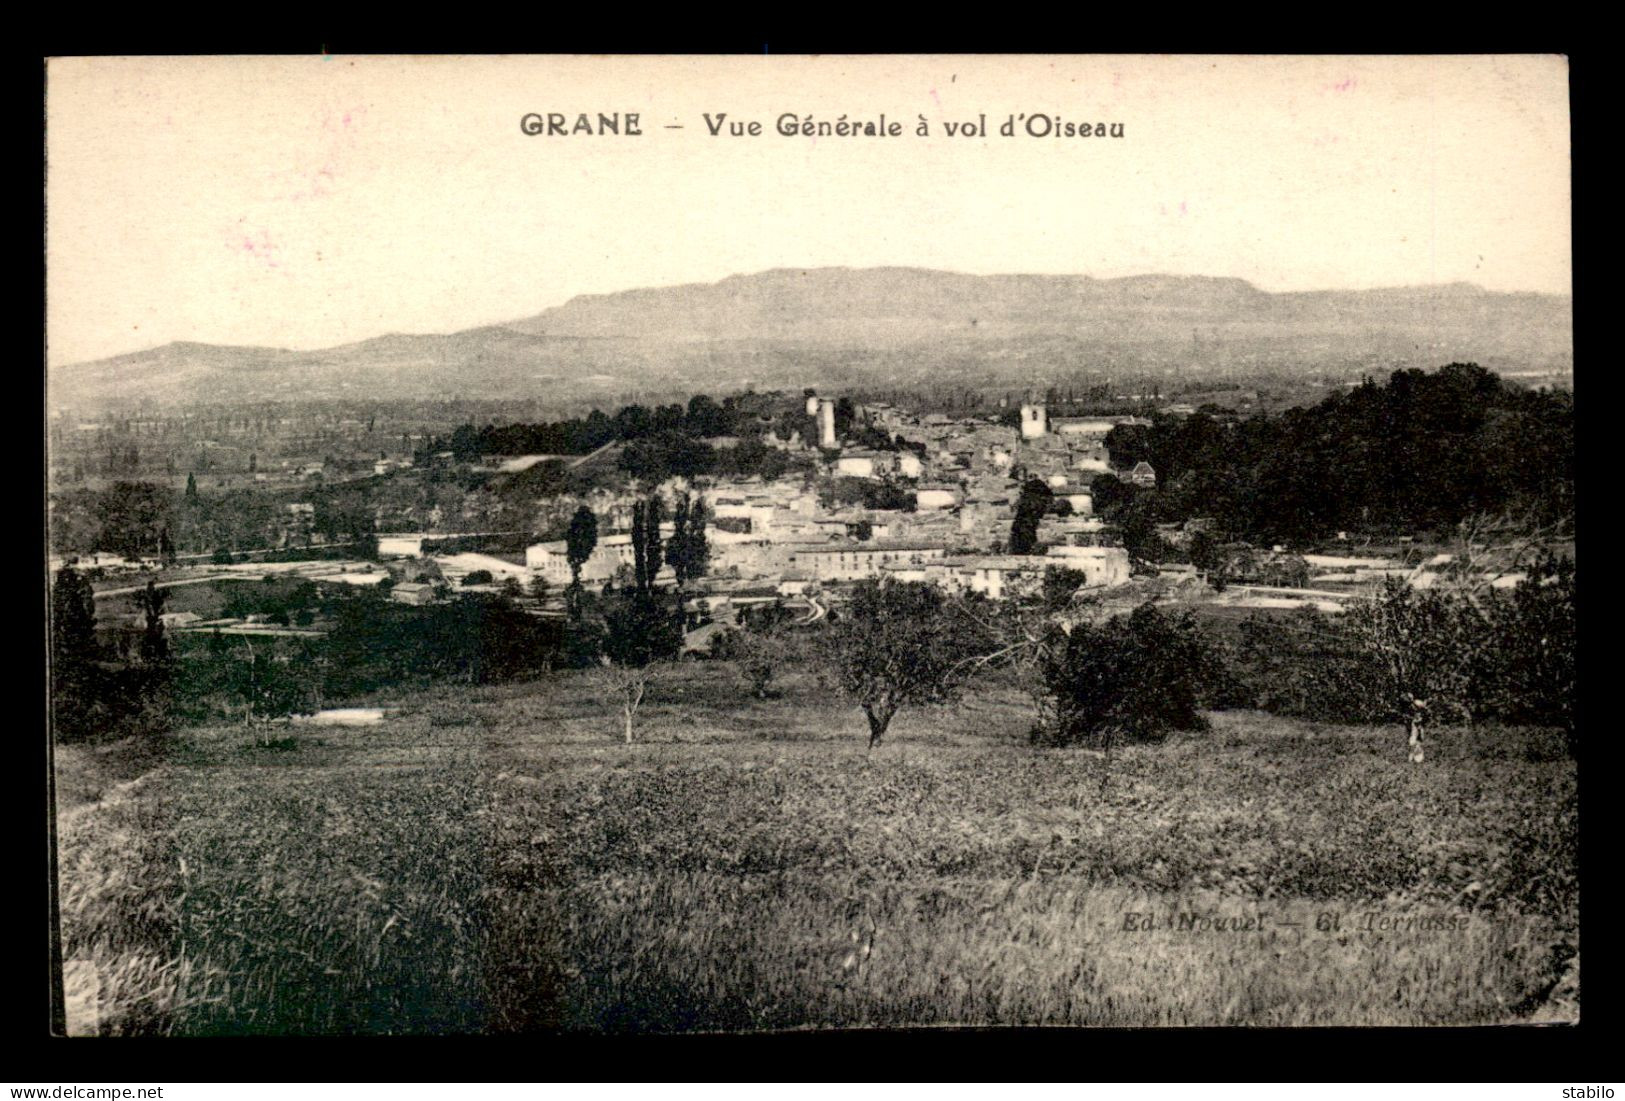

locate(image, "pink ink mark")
(929, 88), (941, 110)
(322, 105), (367, 132)
(230, 225), (284, 270)
(1330, 76), (1357, 93)
(1179, 201), (1187, 216)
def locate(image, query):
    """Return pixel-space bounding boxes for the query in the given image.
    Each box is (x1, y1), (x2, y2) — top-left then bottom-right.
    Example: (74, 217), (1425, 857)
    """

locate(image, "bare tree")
(590, 589), (680, 743)
(945, 567), (1092, 734)
(593, 657), (660, 744)
(1430, 510), (1571, 616)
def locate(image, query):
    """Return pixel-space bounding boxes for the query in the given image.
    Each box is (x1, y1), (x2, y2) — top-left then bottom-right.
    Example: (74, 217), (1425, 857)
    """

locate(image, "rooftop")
(941, 555), (1057, 570)
(789, 540), (949, 554)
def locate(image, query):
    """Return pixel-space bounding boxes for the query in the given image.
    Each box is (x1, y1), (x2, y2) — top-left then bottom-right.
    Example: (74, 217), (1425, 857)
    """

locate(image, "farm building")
(786, 541), (948, 582)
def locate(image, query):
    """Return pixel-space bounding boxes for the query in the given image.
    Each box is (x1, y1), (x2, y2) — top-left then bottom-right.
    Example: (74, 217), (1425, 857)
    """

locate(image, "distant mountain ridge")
(50, 268), (1573, 409)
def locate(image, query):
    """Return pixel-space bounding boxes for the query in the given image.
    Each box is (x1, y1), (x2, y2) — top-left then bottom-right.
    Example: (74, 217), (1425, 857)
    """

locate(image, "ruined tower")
(817, 398), (837, 448)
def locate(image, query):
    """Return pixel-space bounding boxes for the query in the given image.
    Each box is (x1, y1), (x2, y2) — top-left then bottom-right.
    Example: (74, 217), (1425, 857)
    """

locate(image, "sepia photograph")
(45, 54), (1575, 1035)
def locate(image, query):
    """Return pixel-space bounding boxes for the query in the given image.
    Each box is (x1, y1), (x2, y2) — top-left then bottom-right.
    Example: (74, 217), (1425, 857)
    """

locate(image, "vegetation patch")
(57, 666), (1577, 1034)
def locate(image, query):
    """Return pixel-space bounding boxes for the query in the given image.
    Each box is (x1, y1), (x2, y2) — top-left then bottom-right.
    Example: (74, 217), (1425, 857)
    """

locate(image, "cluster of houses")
(62, 389), (1555, 648)
(524, 519), (1132, 606)
(517, 395), (1150, 605)
(54, 394), (1153, 624)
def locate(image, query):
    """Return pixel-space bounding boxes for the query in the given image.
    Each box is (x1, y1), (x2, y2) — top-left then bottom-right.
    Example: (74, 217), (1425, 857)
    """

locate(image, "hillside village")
(521, 396), (1140, 605)
(51, 391), (1125, 638)
(51, 378), (1558, 659)
(45, 57), (1581, 1042)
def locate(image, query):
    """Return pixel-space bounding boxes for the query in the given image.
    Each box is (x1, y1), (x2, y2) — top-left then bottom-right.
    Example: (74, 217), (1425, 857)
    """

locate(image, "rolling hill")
(49, 268), (1573, 410)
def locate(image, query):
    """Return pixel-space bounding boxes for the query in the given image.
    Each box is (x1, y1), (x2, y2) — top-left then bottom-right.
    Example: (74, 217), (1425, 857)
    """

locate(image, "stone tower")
(1020, 402), (1047, 440)
(817, 398), (837, 448)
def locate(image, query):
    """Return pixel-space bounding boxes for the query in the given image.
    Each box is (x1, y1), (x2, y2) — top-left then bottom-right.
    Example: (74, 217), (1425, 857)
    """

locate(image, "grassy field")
(55, 662), (1579, 1033)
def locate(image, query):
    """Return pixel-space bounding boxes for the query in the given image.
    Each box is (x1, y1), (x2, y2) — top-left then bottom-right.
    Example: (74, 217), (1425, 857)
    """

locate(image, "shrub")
(1471, 554), (1576, 746)
(1037, 602), (1222, 747)
(713, 626), (784, 698)
(1229, 608), (1378, 723)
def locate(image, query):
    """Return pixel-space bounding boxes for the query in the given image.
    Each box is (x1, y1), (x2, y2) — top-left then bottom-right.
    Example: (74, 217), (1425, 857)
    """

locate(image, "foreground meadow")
(55, 663), (1579, 1033)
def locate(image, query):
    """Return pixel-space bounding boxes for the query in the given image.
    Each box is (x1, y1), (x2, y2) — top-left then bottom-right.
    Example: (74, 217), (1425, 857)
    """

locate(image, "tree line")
(52, 478), (384, 562)
(727, 559), (1575, 761)
(434, 391), (797, 460)
(52, 546), (1576, 765)
(1098, 364), (1573, 543)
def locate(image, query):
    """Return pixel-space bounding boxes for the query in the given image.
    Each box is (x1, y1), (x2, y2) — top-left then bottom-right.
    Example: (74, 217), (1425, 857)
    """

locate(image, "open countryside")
(51, 342), (1577, 1033)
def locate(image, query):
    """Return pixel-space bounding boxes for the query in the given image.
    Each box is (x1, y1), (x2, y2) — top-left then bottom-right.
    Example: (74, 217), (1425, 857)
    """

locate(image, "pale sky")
(45, 54), (1571, 366)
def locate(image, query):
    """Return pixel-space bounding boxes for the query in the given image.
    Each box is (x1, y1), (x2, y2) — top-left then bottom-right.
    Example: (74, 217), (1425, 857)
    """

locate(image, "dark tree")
(134, 580), (169, 665)
(1477, 553), (1576, 749)
(595, 590), (681, 743)
(1010, 478), (1053, 555)
(1040, 566), (1087, 612)
(685, 393), (729, 438)
(1116, 496), (1166, 567)
(1104, 423), (1154, 469)
(51, 566), (102, 739)
(834, 397), (857, 440)
(1189, 530), (1229, 591)
(603, 590), (683, 669)
(185, 472), (198, 500)
(566, 505), (598, 595)
(619, 432), (716, 482)
(1089, 473), (1136, 518)
(97, 481), (174, 558)
(683, 496), (709, 581)
(450, 423), (482, 462)
(52, 566), (99, 667)
(668, 492), (710, 589)
(631, 500), (649, 591)
(669, 496), (688, 583)
(1086, 364), (1573, 543)
(641, 495), (664, 589)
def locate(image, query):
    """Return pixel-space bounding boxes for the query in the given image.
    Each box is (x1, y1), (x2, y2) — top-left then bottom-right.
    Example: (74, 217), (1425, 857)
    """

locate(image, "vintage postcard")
(46, 54), (1574, 1035)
